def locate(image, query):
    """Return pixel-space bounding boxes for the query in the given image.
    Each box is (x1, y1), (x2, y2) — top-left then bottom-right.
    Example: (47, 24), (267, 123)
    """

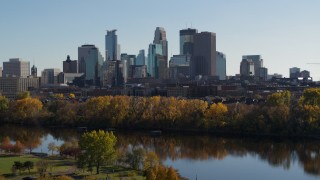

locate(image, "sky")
(1, 0), (320, 80)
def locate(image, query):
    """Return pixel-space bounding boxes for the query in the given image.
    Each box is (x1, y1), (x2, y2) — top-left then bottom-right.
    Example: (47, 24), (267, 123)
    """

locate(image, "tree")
(78, 130), (117, 174)
(36, 160), (49, 175)
(10, 97), (43, 124)
(0, 136), (13, 153)
(24, 161), (34, 174)
(16, 91), (30, 100)
(56, 175), (74, 180)
(143, 151), (160, 171)
(48, 142), (57, 155)
(0, 95), (9, 119)
(12, 141), (25, 154)
(126, 147), (146, 170)
(13, 161), (24, 174)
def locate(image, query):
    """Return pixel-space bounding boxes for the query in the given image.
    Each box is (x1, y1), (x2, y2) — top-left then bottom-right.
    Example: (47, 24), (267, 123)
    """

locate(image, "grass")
(0, 154), (145, 179)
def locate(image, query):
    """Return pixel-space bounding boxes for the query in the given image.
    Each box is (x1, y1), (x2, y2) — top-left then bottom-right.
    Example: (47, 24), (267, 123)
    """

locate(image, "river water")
(1, 125), (319, 180)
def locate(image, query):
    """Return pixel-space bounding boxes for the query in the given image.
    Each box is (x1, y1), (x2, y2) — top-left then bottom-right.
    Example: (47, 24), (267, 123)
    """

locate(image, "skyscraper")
(242, 55), (263, 76)
(136, 50), (146, 66)
(78, 44), (104, 86)
(147, 43), (163, 77)
(191, 32), (216, 77)
(216, 51), (226, 80)
(153, 27), (168, 60)
(180, 28), (197, 55)
(3, 58), (30, 77)
(240, 59), (255, 76)
(105, 29), (120, 61)
(290, 67), (300, 78)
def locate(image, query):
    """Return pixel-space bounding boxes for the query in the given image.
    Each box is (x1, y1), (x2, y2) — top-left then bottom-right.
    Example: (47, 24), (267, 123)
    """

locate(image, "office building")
(0, 77), (39, 99)
(78, 44), (104, 86)
(147, 44), (163, 77)
(180, 28), (197, 55)
(191, 32), (216, 77)
(136, 50), (146, 65)
(153, 27), (168, 60)
(63, 55), (78, 73)
(105, 29), (120, 61)
(242, 55), (263, 76)
(259, 67), (268, 81)
(240, 59), (254, 76)
(3, 58), (30, 77)
(41, 68), (61, 85)
(103, 60), (125, 86)
(290, 67), (300, 78)
(169, 54), (191, 80)
(216, 51), (226, 80)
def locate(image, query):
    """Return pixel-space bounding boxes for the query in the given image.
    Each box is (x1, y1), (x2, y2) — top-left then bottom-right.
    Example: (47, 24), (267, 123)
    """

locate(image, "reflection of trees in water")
(116, 133), (320, 176)
(1, 126), (320, 176)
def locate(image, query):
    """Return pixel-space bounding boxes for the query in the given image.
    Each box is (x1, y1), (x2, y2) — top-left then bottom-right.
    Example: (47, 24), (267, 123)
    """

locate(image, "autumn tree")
(12, 140), (25, 154)
(143, 151), (160, 171)
(10, 97), (43, 124)
(0, 136), (13, 153)
(0, 95), (9, 120)
(205, 103), (228, 128)
(78, 130), (117, 174)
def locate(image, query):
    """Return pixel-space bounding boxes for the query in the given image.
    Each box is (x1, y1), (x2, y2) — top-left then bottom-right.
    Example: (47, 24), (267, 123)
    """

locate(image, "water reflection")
(1, 125), (320, 177)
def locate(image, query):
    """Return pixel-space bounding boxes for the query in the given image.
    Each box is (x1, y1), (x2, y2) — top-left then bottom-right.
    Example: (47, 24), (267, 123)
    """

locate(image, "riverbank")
(0, 154), (144, 179)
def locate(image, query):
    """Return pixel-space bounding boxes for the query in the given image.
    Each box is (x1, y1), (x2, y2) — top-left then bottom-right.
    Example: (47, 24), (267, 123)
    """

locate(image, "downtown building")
(3, 58), (30, 77)
(78, 44), (104, 86)
(191, 31), (217, 78)
(147, 27), (168, 80)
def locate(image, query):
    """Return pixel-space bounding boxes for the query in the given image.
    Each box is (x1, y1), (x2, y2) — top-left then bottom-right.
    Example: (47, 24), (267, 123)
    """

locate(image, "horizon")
(1, 0), (320, 80)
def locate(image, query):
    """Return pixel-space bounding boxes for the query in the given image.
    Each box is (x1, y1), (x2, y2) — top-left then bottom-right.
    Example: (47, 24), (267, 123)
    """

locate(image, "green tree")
(16, 91), (30, 100)
(24, 161), (34, 174)
(0, 95), (9, 119)
(13, 161), (24, 174)
(126, 147), (146, 170)
(78, 130), (117, 174)
(267, 90), (291, 107)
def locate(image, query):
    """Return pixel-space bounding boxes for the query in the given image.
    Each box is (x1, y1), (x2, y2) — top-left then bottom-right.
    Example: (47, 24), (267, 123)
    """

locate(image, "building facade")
(63, 55), (78, 73)
(240, 59), (255, 76)
(290, 67), (301, 78)
(242, 55), (263, 77)
(191, 32), (217, 77)
(136, 50), (146, 66)
(41, 68), (61, 85)
(180, 28), (197, 55)
(3, 58), (30, 77)
(216, 51), (226, 80)
(105, 29), (120, 61)
(0, 77), (39, 99)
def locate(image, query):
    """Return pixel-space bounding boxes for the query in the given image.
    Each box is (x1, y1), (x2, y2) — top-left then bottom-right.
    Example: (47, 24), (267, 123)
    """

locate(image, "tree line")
(1, 88), (320, 135)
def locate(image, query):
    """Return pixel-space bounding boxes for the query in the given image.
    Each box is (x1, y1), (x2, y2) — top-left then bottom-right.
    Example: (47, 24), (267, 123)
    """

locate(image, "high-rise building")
(136, 50), (146, 66)
(3, 58), (30, 77)
(41, 68), (61, 85)
(63, 55), (78, 73)
(191, 32), (216, 77)
(78, 44), (104, 86)
(147, 44), (163, 77)
(240, 59), (255, 76)
(290, 67), (300, 78)
(242, 55), (263, 76)
(259, 67), (268, 81)
(169, 54), (191, 80)
(300, 70), (310, 78)
(105, 29), (120, 61)
(216, 51), (226, 80)
(153, 27), (168, 60)
(180, 28), (197, 55)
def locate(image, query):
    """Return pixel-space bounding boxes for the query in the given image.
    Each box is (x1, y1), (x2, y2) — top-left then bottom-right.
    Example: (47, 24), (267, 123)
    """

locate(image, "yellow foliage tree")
(205, 103), (228, 128)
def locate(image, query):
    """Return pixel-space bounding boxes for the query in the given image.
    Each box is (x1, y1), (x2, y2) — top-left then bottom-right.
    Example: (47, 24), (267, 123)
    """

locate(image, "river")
(1, 125), (319, 180)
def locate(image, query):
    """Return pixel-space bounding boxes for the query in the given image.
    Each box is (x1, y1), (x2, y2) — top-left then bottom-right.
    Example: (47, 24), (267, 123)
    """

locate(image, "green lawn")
(0, 154), (145, 179)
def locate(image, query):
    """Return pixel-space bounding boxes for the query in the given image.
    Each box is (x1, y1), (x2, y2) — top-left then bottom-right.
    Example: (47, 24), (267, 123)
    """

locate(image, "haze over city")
(1, 0), (320, 80)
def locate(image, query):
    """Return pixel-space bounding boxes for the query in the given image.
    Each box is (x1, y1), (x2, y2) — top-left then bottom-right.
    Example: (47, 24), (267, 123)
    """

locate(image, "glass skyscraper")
(105, 29), (120, 61)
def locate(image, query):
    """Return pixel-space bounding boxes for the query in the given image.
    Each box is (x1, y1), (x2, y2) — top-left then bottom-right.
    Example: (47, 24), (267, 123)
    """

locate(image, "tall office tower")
(191, 32), (216, 77)
(63, 55), (78, 73)
(103, 60), (125, 86)
(105, 29), (120, 61)
(216, 51), (226, 80)
(3, 58), (30, 77)
(289, 67), (300, 78)
(240, 59), (255, 76)
(242, 55), (263, 76)
(41, 68), (61, 85)
(136, 50), (146, 65)
(259, 67), (268, 81)
(78, 44), (104, 86)
(180, 28), (197, 55)
(153, 27), (168, 60)
(31, 65), (37, 77)
(147, 44), (163, 77)
(169, 54), (191, 80)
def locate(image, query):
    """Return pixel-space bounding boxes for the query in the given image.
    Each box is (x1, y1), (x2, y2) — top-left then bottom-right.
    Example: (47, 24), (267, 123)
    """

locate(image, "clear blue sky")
(1, 0), (320, 80)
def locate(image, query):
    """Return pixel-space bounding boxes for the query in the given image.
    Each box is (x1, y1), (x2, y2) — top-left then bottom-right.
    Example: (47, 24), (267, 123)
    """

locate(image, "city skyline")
(1, 0), (320, 80)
